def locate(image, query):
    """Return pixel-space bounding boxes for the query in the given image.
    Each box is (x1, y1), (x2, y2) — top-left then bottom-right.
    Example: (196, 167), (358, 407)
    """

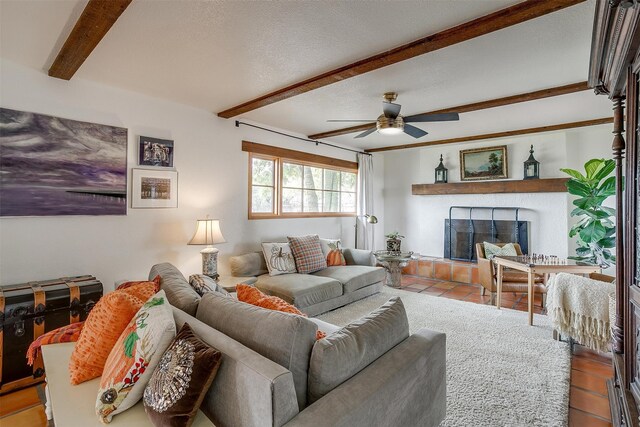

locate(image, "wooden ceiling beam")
(364, 117), (613, 153)
(48, 0), (133, 80)
(308, 81), (590, 140)
(217, 0), (586, 119)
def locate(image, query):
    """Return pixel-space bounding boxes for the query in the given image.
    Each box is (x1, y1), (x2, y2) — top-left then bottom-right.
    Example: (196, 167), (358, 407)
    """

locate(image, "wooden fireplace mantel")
(411, 178), (569, 195)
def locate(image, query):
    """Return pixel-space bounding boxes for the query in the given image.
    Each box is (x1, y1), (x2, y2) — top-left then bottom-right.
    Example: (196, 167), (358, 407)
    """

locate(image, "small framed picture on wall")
(138, 136), (174, 167)
(460, 145), (508, 181)
(131, 169), (178, 208)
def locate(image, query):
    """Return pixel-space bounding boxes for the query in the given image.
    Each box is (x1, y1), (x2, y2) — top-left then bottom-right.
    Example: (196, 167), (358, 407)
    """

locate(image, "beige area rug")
(316, 288), (570, 427)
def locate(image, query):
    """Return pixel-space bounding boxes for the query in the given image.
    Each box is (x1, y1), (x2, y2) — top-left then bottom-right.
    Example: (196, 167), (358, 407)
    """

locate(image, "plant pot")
(386, 238), (401, 252)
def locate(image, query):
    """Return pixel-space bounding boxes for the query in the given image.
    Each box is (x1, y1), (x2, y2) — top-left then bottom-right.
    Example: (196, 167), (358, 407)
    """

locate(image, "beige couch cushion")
(312, 266), (385, 293)
(229, 252), (268, 277)
(41, 342), (213, 426)
(255, 273), (342, 308)
(195, 292), (317, 410)
(307, 297), (410, 403)
(149, 263), (200, 316)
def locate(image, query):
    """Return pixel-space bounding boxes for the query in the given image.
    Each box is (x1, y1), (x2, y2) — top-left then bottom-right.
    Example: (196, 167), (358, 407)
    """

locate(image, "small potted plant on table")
(385, 232), (405, 253)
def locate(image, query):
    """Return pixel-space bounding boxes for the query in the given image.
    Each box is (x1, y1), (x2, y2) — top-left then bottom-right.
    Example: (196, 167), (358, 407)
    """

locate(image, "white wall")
(380, 125), (614, 259)
(0, 59), (372, 289)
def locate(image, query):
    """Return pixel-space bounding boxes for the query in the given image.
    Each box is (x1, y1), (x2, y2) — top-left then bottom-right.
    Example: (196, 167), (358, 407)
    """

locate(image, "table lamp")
(188, 217), (226, 280)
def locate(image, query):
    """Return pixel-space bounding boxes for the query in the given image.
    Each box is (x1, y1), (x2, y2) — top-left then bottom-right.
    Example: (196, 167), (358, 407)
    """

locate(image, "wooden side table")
(493, 256), (601, 326)
(373, 251), (414, 288)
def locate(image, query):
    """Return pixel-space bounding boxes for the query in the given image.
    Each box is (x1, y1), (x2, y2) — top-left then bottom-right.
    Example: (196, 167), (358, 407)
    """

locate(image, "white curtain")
(356, 153), (374, 250)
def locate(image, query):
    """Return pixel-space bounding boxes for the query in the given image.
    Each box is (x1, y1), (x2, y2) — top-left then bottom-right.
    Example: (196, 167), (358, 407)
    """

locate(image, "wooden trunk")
(0, 275), (103, 394)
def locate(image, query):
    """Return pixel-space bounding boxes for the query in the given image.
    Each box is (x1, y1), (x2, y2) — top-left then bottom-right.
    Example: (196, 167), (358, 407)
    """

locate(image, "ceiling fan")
(328, 92), (460, 139)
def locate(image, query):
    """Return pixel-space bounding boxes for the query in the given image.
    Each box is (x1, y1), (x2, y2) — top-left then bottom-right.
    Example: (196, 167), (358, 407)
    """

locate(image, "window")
(245, 142), (358, 219)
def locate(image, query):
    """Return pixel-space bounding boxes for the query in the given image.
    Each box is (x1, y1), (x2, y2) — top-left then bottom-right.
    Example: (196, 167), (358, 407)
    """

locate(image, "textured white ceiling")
(0, 0), (612, 150)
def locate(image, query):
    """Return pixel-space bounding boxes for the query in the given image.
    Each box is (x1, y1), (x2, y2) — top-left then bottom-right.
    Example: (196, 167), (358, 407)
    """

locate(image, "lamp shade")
(188, 219), (226, 246)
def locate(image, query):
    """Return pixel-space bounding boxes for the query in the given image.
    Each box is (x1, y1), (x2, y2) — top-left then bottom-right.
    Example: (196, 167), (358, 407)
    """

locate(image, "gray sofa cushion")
(313, 266), (385, 293)
(343, 248), (375, 266)
(307, 297), (410, 403)
(255, 273), (342, 308)
(230, 252), (268, 277)
(195, 292), (317, 410)
(149, 263), (200, 316)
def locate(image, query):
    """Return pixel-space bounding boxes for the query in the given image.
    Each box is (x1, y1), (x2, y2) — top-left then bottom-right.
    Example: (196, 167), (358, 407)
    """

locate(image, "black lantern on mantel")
(435, 154), (448, 183)
(523, 145), (540, 180)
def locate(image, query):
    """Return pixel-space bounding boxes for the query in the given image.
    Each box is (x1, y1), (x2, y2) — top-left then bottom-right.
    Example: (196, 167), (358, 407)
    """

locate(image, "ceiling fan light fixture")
(376, 115), (404, 135)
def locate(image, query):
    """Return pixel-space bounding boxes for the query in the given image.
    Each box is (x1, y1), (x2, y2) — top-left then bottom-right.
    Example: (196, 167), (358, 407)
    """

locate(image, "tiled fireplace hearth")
(402, 256), (479, 285)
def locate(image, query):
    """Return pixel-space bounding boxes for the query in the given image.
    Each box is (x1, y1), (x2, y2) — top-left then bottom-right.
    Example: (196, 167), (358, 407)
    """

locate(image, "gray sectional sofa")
(230, 248), (386, 317)
(148, 262), (447, 427)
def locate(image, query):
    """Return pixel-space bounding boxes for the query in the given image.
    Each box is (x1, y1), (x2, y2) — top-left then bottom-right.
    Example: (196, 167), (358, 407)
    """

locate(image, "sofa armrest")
(343, 248), (375, 266)
(284, 328), (446, 427)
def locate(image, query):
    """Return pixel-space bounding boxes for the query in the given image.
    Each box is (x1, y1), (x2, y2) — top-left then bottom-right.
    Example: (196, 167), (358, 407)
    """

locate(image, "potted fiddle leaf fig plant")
(560, 158), (617, 267)
(385, 232), (405, 253)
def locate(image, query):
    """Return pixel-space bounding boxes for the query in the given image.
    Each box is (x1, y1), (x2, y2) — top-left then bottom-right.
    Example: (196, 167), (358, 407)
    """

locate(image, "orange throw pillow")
(236, 284), (327, 340)
(68, 282), (156, 385)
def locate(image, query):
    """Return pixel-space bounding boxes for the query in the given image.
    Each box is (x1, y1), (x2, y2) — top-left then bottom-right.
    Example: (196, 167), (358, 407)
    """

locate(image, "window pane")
(304, 190), (322, 212)
(341, 192), (356, 212)
(252, 186), (273, 213)
(282, 162), (303, 188)
(282, 188), (302, 212)
(323, 191), (340, 212)
(341, 172), (357, 192)
(303, 166), (322, 190)
(324, 169), (340, 191)
(252, 158), (274, 186)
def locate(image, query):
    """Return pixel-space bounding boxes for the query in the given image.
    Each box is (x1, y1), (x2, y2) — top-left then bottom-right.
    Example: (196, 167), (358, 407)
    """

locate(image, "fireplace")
(444, 207), (529, 262)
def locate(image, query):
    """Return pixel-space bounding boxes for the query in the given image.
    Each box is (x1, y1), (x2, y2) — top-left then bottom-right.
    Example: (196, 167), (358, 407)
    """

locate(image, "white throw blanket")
(547, 272), (615, 352)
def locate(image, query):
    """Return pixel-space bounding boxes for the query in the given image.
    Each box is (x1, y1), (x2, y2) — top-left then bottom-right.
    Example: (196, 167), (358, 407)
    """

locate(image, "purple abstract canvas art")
(0, 108), (128, 216)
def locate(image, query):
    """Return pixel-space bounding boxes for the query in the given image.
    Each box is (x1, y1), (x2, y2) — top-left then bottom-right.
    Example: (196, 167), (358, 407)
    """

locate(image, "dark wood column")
(612, 97), (626, 354)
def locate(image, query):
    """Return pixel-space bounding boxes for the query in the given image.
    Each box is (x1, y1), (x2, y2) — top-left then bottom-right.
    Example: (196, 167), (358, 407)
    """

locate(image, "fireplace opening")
(444, 206), (529, 262)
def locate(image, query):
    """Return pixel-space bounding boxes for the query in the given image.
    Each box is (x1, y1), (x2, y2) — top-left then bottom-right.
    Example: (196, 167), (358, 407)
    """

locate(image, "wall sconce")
(523, 145), (540, 180)
(435, 154), (448, 183)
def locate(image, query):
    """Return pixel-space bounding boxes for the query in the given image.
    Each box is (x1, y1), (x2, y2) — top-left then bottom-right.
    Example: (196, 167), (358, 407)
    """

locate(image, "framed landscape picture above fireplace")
(460, 145), (508, 181)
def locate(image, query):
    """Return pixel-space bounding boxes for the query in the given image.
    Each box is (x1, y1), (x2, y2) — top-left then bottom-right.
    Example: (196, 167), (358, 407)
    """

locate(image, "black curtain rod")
(235, 121), (371, 156)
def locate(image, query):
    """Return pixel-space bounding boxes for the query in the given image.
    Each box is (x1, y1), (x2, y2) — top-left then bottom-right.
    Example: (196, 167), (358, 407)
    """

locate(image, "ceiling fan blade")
(327, 120), (376, 122)
(382, 101), (402, 118)
(354, 127), (377, 138)
(404, 112), (460, 123)
(403, 124), (428, 139)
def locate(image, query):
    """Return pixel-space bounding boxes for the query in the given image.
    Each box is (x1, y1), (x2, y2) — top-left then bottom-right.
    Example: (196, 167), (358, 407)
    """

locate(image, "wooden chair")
(475, 242), (546, 307)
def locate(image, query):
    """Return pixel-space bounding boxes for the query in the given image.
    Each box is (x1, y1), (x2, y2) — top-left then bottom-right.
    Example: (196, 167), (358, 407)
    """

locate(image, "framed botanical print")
(460, 145), (508, 181)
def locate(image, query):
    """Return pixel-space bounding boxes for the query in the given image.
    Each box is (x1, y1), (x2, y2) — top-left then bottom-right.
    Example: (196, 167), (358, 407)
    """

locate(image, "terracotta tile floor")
(0, 277), (614, 426)
(398, 275), (614, 426)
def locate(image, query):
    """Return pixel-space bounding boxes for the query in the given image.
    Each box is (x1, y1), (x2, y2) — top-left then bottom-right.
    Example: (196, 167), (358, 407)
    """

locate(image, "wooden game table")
(493, 255), (602, 326)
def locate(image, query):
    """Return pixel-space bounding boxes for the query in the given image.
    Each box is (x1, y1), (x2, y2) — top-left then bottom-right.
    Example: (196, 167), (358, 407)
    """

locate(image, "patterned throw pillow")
(69, 282), (157, 385)
(188, 274), (229, 296)
(287, 235), (327, 274)
(96, 290), (176, 423)
(236, 284), (326, 340)
(483, 242), (518, 259)
(262, 242), (297, 276)
(143, 323), (222, 427)
(116, 276), (161, 293)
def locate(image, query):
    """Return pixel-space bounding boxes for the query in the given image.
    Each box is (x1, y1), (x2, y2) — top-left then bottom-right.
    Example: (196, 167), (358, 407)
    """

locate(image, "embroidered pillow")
(319, 238), (340, 257)
(236, 284), (326, 340)
(69, 282), (156, 385)
(143, 323), (222, 426)
(287, 235), (327, 274)
(188, 274), (229, 296)
(96, 290), (176, 423)
(483, 242), (518, 259)
(262, 242), (297, 276)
